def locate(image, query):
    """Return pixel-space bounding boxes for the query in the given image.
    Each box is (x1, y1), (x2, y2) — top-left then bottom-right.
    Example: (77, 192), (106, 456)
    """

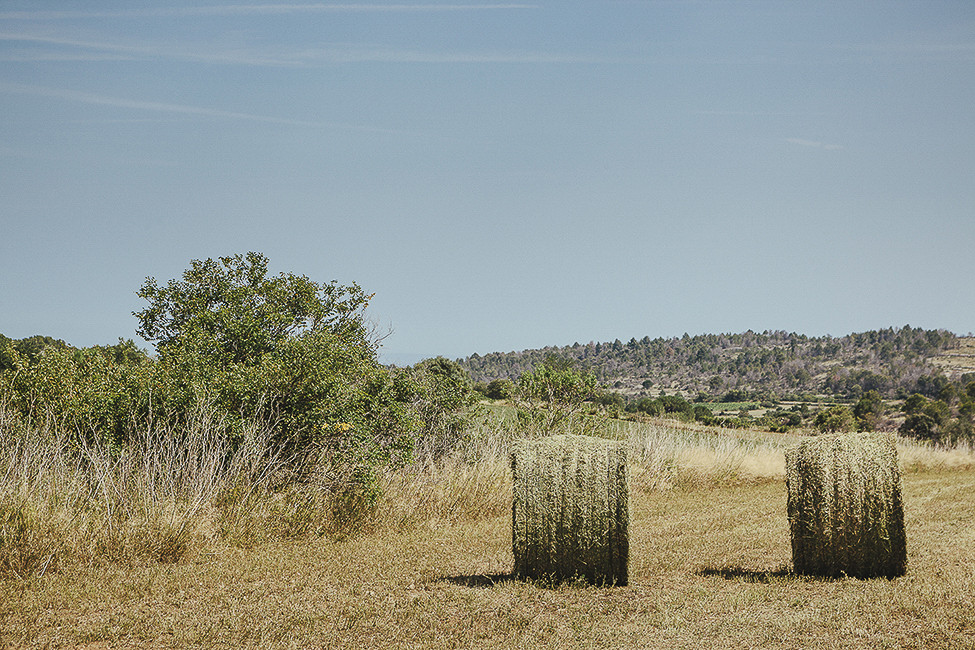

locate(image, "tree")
(814, 405), (854, 433)
(0, 335), (72, 370)
(134, 252), (372, 365)
(898, 395), (950, 441)
(903, 393), (928, 415)
(519, 357), (597, 406)
(517, 356), (599, 432)
(485, 378), (516, 400)
(408, 357), (480, 459)
(853, 390), (884, 431)
(131, 253), (417, 488)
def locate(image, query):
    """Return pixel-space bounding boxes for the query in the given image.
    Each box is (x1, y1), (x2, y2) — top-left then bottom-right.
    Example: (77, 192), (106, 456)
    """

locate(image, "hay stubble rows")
(3, 415), (975, 647)
(3, 465), (975, 648)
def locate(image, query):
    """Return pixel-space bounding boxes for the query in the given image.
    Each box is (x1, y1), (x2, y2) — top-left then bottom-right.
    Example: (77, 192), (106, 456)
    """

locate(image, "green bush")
(129, 253), (427, 493)
(484, 378), (516, 400)
(407, 357), (480, 459)
(0, 253), (460, 502)
(814, 405), (855, 433)
(516, 357), (600, 434)
(853, 390), (885, 431)
(0, 340), (152, 448)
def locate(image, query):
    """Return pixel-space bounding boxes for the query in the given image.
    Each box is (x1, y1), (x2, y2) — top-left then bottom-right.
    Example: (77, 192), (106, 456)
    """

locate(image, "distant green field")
(700, 402), (761, 412)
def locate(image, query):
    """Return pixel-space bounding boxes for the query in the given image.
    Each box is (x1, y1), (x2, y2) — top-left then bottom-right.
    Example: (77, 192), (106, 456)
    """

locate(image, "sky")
(1, 1), (974, 365)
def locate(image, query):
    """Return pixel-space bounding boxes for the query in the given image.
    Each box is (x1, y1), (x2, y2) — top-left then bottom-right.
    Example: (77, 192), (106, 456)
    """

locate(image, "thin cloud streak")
(0, 32), (300, 65)
(0, 33), (592, 66)
(696, 110), (829, 117)
(0, 4), (536, 19)
(0, 51), (135, 62)
(785, 137), (844, 151)
(0, 82), (410, 134)
(307, 47), (598, 63)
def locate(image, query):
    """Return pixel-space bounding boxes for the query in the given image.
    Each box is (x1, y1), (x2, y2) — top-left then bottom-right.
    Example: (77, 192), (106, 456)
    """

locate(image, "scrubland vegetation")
(2, 407), (975, 648)
(3, 253), (975, 647)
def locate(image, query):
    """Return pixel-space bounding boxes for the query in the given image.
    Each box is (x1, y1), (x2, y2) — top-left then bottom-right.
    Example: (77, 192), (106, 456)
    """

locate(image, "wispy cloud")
(0, 51), (135, 62)
(0, 4), (536, 19)
(299, 47), (595, 63)
(0, 32), (590, 66)
(0, 82), (408, 133)
(785, 137), (844, 151)
(0, 32), (296, 65)
(696, 110), (828, 117)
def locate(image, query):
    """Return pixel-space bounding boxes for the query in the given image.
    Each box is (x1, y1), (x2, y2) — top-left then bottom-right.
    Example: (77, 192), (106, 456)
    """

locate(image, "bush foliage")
(0, 252), (479, 499)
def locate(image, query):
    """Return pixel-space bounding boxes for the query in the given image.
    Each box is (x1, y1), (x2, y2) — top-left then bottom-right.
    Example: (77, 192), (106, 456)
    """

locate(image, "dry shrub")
(511, 434), (628, 585)
(0, 499), (61, 578)
(786, 431), (907, 578)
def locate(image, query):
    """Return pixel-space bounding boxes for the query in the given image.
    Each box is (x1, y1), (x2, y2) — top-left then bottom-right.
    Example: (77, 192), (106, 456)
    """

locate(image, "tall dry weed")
(627, 420), (796, 489)
(897, 437), (975, 472)
(0, 401), (299, 573)
(4, 395), (975, 578)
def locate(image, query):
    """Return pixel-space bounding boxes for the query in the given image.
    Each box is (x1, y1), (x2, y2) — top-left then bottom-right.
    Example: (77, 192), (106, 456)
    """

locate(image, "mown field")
(2, 418), (975, 648)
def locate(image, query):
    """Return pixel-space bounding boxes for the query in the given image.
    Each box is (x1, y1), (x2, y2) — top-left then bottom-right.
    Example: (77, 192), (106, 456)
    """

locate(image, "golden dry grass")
(2, 468), (975, 648)
(4, 410), (975, 648)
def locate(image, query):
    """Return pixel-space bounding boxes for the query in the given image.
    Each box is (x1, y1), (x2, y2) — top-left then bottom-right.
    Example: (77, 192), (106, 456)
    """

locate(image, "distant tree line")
(458, 326), (960, 402)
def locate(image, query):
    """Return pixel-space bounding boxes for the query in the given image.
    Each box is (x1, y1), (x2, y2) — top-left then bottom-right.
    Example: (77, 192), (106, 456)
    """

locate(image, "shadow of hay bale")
(443, 573), (514, 588)
(697, 565), (800, 583)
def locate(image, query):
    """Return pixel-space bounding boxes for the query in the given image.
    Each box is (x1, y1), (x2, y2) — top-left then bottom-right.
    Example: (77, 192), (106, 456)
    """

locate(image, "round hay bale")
(511, 434), (628, 585)
(785, 431), (907, 578)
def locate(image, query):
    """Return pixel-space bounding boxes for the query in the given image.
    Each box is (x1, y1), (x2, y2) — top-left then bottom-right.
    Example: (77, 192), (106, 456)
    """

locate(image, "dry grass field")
(2, 419), (975, 648)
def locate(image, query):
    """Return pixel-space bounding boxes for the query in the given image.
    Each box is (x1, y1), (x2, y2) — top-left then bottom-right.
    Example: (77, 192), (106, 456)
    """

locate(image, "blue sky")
(1, 1), (974, 364)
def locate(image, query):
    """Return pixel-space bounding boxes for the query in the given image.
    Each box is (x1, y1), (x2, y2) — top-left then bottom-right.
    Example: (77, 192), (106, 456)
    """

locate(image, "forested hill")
(456, 327), (966, 400)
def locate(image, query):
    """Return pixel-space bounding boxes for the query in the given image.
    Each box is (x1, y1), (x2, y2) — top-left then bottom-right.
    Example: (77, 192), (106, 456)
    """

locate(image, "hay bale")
(785, 431), (907, 578)
(511, 434), (628, 585)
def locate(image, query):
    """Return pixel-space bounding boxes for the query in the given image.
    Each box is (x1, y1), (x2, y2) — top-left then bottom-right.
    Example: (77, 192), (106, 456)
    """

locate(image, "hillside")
(457, 326), (968, 400)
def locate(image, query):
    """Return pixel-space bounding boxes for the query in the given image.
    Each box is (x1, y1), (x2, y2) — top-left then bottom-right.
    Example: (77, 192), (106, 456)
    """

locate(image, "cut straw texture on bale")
(785, 432), (907, 579)
(511, 434), (628, 585)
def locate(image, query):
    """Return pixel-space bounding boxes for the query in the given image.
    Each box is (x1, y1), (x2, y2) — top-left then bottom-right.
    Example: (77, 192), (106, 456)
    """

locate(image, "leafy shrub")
(719, 389), (751, 403)
(407, 357), (480, 460)
(128, 253), (429, 495)
(0, 253), (458, 503)
(516, 357), (599, 433)
(853, 390), (885, 431)
(814, 405), (855, 433)
(484, 378), (516, 400)
(693, 405), (713, 424)
(899, 394), (952, 442)
(0, 341), (152, 448)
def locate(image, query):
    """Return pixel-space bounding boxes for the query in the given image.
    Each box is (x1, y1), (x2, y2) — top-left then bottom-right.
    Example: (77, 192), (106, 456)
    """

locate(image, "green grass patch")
(701, 402), (762, 413)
